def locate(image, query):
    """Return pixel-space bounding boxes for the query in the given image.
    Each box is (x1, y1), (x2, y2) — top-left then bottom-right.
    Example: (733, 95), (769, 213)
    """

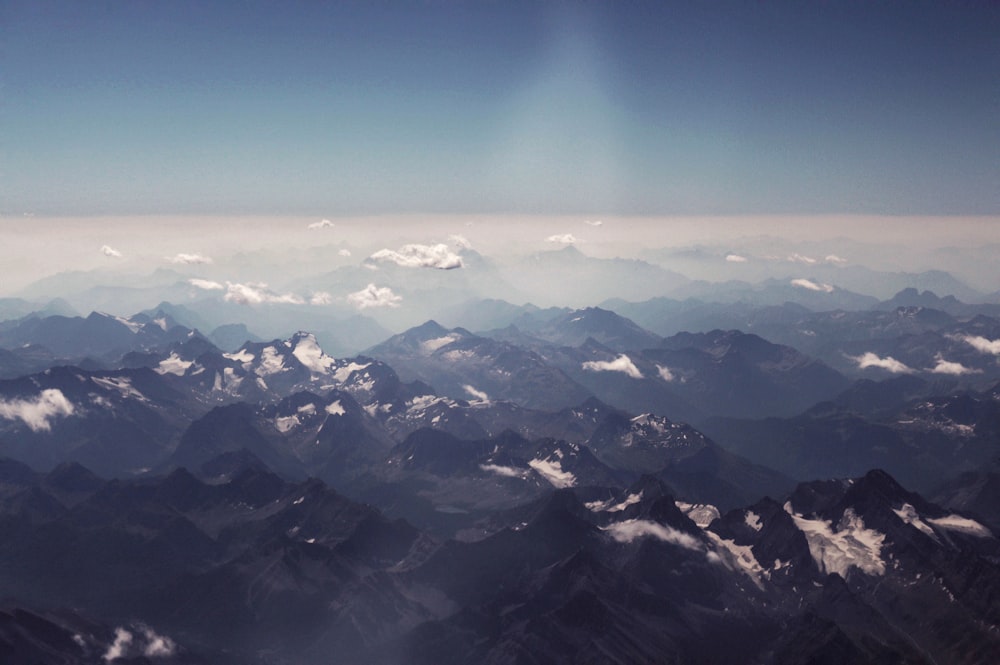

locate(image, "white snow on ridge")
(155, 353), (193, 376)
(676, 501), (721, 528)
(927, 514), (992, 538)
(0, 389), (75, 432)
(528, 457), (576, 488)
(292, 334), (336, 373)
(92, 376), (146, 401)
(785, 503), (886, 577)
(892, 503), (938, 540)
(705, 531), (766, 586)
(275, 415), (300, 433)
(325, 400), (345, 416)
(257, 346), (286, 376)
(421, 334), (459, 353)
(745, 511), (763, 532)
(223, 349), (255, 365)
(332, 361), (370, 383)
(112, 315), (143, 333)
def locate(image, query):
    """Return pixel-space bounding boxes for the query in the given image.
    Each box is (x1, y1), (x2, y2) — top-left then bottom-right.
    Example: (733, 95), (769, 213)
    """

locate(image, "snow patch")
(325, 400), (345, 416)
(155, 353), (193, 376)
(785, 503), (886, 577)
(257, 346), (286, 376)
(745, 510), (763, 532)
(676, 501), (721, 528)
(421, 334), (459, 353)
(528, 457), (576, 488)
(332, 361), (370, 383)
(292, 334), (336, 373)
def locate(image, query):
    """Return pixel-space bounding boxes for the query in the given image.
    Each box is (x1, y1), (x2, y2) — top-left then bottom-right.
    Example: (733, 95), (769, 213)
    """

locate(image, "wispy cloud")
(929, 356), (981, 375)
(169, 253), (213, 265)
(852, 352), (913, 374)
(725, 253), (747, 263)
(825, 254), (848, 265)
(0, 389), (75, 432)
(100, 245), (123, 258)
(788, 253), (817, 264)
(546, 233), (579, 244)
(348, 283), (402, 309)
(224, 282), (304, 305)
(104, 627), (133, 662)
(582, 354), (643, 379)
(602, 519), (701, 549)
(369, 243), (463, 269)
(791, 278), (834, 293)
(463, 384), (489, 401)
(308, 219), (334, 230)
(188, 278), (224, 290)
(656, 364), (676, 382)
(584, 220), (603, 227)
(449, 234), (472, 250)
(952, 334), (1000, 355)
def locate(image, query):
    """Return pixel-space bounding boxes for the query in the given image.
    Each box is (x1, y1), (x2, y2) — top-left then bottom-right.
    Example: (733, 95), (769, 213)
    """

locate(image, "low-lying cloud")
(0, 389), (75, 432)
(309, 291), (333, 306)
(788, 253), (817, 264)
(825, 254), (848, 265)
(656, 364), (676, 382)
(791, 278), (834, 293)
(953, 334), (1000, 355)
(224, 282), (304, 306)
(930, 357), (981, 376)
(725, 253), (748, 263)
(463, 384), (489, 401)
(853, 352), (913, 374)
(584, 220), (603, 226)
(546, 233), (578, 244)
(602, 519), (702, 550)
(348, 283), (402, 309)
(370, 243), (464, 270)
(338, 248), (352, 257)
(101, 245), (123, 258)
(582, 354), (643, 379)
(188, 278), (224, 290)
(169, 252), (213, 265)
(308, 219), (334, 230)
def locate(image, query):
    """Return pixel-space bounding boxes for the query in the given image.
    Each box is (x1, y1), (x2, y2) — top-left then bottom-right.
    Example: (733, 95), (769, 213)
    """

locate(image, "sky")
(2, 1), (998, 218)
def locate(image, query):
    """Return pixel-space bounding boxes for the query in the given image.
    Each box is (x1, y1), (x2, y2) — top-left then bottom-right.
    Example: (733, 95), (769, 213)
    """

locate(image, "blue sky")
(2, 1), (997, 216)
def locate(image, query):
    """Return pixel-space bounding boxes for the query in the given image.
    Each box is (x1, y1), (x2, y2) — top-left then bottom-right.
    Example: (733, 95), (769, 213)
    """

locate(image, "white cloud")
(546, 233), (578, 244)
(929, 356), (981, 376)
(953, 334), (1000, 355)
(168, 252), (213, 265)
(463, 384), (489, 401)
(656, 364), (675, 382)
(584, 220), (603, 226)
(853, 352), (913, 374)
(369, 243), (463, 270)
(0, 389), (75, 432)
(309, 291), (333, 306)
(188, 278), (224, 290)
(224, 282), (304, 306)
(825, 254), (848, 265)
(791, 278), (834, 293)
(449, 234), (472, 249)
(141, 628), (176, 657)
(308, 219), (334, 230)
(103, 627), (132, 662)
(725, 253), (747, 263)
(338, 248), (352, 257)
(601, 519), (701, 550)
(582, 354), (643, 379)
(787, 253), (817, 264)
(100, 245), (123, 258)
(347, 283), (402, 309)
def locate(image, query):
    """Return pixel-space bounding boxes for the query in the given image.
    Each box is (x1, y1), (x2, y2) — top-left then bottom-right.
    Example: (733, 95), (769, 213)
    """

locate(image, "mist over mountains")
(0, 225), (999, 663)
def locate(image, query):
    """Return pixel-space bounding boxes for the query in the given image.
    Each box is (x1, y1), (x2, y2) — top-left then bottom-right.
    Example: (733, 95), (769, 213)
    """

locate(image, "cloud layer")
(370, 243), (463, 269)
(348, 283), (402, 309)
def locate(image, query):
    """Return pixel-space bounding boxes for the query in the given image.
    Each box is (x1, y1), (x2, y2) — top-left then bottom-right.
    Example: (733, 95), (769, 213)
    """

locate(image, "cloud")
(825, 254), (848, 265)
(141, 627), (176, 657)
(0, 389), (75, 432)
(100, 245), (123, 258)
(787, 253), (817, 264)
(852, 352), (913, 374)
(103, 627), (132, 662)
(546, 233), (578, 244)
(338, 248), (352, 257)
(725, 253), (748, 263)
(188, 278), (224, 290)
(463, 384), (489, 401)
(308, 219), (334, 230)
(953, 334), (1000, 355)
(656, 364), (675, 382)
(584, 220), (603, 226)
(602, 519), (701, 550)
(224, 282), (305, 305)
(929, 356), (981, 375)
(347, 283), (402, 309)
(309, 291), (333, 306)
(449, 234), (472, 250)
(169, 252), (213, 265)
(791, 278), (834, 293)
(369, 243), (464, 269)
(582, 354), (643, 379)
